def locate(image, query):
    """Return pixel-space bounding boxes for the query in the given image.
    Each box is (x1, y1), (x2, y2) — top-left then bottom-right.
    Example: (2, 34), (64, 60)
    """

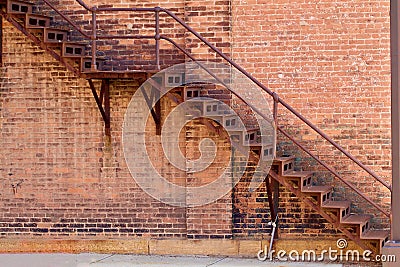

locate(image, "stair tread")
(45, 27), (70, 32)
(302, 185), (331, 193)
(341, 214), (371, 224)
(63, 41), (88, 46)
(273, 155), (295, 162)
(283, 171), (313, 178)
(322, 200), (351, 209)
(26, 13), (52, 19)
(361, 229), (390, 240)
(7, 0), (34, 4)
(82, 56), (106, 60)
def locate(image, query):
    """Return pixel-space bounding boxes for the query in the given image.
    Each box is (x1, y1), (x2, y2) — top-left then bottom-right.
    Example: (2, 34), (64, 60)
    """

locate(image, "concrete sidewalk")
(0, 254), (344, 267)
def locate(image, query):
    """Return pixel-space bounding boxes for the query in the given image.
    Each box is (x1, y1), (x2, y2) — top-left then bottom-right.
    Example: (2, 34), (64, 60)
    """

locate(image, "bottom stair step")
(362, 229), (390, 240)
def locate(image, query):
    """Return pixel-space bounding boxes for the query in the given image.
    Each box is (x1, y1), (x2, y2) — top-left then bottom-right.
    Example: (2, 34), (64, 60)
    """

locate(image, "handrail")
(39, 0), (391, 215)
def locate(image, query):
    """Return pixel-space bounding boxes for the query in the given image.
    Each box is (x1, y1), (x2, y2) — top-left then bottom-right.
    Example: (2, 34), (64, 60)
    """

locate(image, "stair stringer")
(268, 169), (377, 254)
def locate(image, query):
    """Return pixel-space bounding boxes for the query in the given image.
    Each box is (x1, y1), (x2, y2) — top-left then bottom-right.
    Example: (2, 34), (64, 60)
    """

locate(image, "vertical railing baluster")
(272, 92), (279, 126)
(155, 7), (160, 70)
(91, 7), (97, 71)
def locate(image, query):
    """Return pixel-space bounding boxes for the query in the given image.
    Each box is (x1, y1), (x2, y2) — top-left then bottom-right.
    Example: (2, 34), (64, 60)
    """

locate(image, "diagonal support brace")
(88, 79), (111, 136)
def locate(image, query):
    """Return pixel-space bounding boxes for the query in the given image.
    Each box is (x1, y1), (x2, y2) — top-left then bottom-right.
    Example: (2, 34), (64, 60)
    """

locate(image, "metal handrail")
(40, 0), (391, 216)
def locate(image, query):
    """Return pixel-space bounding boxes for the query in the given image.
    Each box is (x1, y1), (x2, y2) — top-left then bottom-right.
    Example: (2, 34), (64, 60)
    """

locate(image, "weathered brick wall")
(0, 22), (189, 238)
(0, 0), (392, 248)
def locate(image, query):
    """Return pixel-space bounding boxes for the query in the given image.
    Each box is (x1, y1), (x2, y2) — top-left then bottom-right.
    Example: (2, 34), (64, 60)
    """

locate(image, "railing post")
(272, 92), (279, 125)
(155, 6), (161, 70)
(91, 7), (97, 71)
(0, 16), (3, 67)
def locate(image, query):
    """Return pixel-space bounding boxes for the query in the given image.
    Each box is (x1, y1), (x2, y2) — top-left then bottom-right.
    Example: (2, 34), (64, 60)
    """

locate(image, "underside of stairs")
(0, 0), (392, 256)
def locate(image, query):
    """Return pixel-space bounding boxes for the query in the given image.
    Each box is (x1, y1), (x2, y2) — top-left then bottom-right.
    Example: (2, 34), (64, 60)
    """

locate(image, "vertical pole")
(0, 16), (3, 67)
(155, 7), (161, 70)
(91, 8), (97, 71)
(104, 79), (110, 136)
(391, 0), (400, 242)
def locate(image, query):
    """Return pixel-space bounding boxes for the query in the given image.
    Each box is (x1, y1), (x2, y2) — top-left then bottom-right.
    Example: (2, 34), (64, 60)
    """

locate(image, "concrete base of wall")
(382, 241), (400, 267)
(0, 238), (361, 258)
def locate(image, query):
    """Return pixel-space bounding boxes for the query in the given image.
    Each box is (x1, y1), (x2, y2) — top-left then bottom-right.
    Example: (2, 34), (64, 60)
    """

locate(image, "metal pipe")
(91, 8), (97, 71)
(391, 0), (400, 241)
(75, 0), (91, 11)
(155, 7), (160, 70)
(267, 215), (278, 259)
(0, 16), (3, 67)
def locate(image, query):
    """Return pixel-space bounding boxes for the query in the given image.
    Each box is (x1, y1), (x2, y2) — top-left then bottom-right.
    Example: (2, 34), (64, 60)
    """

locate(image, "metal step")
(302, 185), (332, 205)
(61, 42), (86, 57)
(81, 57), (105, 72)
(5, 0), (33, 14)
(283, 171), (313, 189)
(341, 214), (371, 225)
(362, 229), (390, 252)
(25, 13), (51, 28)
(341, 214), (371, 236)
(272, 155), (295, 175)
(322, 200), (351, 209)
(43, 28), (68, 43)
(322, 200), (351, 221)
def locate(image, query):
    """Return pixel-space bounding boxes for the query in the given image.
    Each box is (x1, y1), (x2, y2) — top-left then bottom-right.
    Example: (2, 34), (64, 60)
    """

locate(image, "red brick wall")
(0, 23), (188, 238)
(0, 0), (392, 245)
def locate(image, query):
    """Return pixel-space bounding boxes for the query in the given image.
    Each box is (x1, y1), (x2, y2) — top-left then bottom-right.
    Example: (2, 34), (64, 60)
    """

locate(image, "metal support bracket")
(0, 16), (3, 67)
(142, 75), (162, 135)
(88, 79), (110, 136)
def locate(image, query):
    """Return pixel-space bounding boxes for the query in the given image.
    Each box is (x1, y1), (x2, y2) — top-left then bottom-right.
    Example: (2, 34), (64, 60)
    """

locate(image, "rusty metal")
(277, 125), (390, 218)
(99, 81), (105, 105)
(88, 79), (109, 125)
(140, 84), (161, 135)
(268, 170), (374, 253)
(272, 92), (278, 125)
(155, 7), (160, 70)
(104, 79), (110, 136)
(75, 0), (91, 11)
(391, 0), (400, 241)
(91, 7), (97, 71)
(0, 16), (2, 67)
